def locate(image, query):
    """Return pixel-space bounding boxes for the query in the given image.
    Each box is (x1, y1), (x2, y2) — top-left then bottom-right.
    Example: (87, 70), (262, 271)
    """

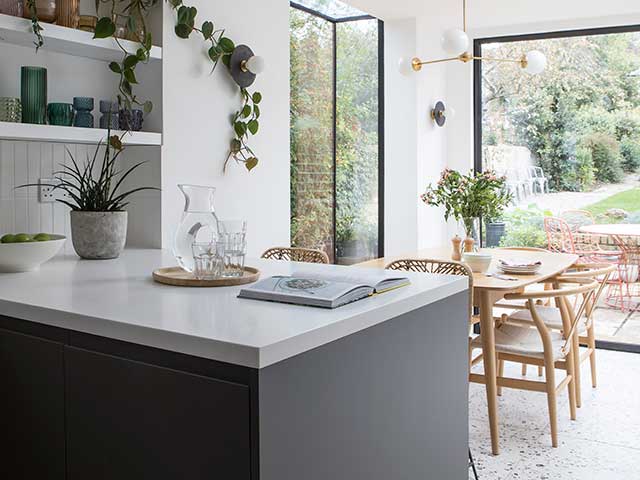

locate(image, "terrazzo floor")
(468, 349), (640, 479)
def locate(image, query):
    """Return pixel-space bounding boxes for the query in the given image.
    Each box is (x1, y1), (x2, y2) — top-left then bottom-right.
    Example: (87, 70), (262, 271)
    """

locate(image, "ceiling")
(342, 0), (440, 20)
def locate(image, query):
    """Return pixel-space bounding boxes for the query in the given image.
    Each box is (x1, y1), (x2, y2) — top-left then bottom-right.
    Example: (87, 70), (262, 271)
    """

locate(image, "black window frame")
(473, 24), (640, 354)
(290, 1), (385, 262)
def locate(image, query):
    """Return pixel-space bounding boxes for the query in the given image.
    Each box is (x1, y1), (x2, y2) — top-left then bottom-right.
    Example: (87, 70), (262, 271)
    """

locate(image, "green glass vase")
(21, 66), (47, 124)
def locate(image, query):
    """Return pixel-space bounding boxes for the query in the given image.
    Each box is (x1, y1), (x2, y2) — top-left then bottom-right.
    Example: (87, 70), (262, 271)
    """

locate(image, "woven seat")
(472, 323), (566, 360)
(507, 306), (586, 334)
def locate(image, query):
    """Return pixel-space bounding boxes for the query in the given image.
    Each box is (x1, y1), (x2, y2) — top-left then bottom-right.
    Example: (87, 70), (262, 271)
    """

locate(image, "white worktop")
(0, 249), (468, 368)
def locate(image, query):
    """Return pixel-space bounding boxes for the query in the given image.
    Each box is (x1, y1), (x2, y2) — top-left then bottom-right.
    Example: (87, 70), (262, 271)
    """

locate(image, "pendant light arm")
(463, 0), (467, 32)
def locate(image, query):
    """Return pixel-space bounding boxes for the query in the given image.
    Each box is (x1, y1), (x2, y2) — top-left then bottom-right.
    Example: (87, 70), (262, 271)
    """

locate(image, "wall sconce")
(230, 45), (265, 88)
(431, 101), (454, 127)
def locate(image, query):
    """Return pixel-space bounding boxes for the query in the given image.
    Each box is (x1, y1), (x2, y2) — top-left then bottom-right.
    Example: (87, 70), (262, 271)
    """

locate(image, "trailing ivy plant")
(26, 0), (44, 50)
(27, 0), (263, 171)
(166, 0), (263, 171)
(93, 0), (156, 114)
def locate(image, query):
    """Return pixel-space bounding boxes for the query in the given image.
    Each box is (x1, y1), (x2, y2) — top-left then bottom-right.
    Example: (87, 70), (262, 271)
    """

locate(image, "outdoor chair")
(529, 166), (549, 194)
(544, 216), (626, 310)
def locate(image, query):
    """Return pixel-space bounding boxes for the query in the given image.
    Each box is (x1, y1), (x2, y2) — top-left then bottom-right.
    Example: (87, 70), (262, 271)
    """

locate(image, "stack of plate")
(497, 259), (542, 275)
(0, 97), (22, 123)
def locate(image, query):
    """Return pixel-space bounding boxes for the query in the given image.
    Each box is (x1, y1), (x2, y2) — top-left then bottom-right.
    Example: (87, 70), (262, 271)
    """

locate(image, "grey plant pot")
(70, 211), (128, 260)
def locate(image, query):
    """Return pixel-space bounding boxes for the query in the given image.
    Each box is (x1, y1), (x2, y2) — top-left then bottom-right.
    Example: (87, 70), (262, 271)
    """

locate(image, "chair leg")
(497, 358), (504, 396)
(544, 357), (559, 447)
(565, 349), (578, 421)
(573, 334), (582, 408)
(588, 326), (597, 388)
(521, 363), (527, 376)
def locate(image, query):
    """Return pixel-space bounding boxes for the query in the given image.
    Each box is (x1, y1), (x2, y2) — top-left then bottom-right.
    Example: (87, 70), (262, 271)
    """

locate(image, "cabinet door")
(65, 346), (251, 480)
(0, 328), (65, 479)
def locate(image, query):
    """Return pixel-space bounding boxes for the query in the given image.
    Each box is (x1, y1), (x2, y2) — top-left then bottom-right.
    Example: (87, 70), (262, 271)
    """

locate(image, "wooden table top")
(358, 247), (578, 292)
(579, 223), (640, 237)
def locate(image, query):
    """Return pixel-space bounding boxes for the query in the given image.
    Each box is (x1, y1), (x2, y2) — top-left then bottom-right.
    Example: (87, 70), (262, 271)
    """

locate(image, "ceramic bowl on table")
(0, 235), (66, 273)
(462, 252), (493, 273)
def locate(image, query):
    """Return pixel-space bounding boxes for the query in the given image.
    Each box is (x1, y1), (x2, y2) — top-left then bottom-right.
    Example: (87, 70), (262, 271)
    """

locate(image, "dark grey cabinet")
(0, 318), (254, 480)
(65, 347), (252, 480)
(0, 328), (66, 479)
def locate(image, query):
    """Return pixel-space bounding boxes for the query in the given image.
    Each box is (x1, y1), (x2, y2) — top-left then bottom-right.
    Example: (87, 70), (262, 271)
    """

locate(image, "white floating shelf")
(0, 122), (162, 146)
(0, 13), (162, 63)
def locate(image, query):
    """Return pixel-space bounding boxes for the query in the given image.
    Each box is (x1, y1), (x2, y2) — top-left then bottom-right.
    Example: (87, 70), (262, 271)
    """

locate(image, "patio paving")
(595, 305), (640, 346)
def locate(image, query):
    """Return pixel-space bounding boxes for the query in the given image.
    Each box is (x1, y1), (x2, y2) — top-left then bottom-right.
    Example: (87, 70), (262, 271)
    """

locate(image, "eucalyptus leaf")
(94, 17), (116, 39)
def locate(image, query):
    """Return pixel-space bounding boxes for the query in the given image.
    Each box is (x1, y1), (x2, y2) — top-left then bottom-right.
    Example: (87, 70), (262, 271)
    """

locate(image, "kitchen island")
(0, 249), (469, 480)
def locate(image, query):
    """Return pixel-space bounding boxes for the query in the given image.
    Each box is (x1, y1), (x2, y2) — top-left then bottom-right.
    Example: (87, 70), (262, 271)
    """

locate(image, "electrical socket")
(38, 178), (66, 203)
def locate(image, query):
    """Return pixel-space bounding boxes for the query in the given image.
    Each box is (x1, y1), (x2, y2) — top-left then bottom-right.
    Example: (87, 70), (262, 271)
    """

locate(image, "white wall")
(161, 0), (290, 257)
(384, 19), (419, 256)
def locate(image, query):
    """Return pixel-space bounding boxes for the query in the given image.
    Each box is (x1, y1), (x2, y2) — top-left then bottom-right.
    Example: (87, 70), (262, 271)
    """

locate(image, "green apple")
(33, 233), (52, 242)
(0, 234), (16, 243)
(14, 233), (32, 243)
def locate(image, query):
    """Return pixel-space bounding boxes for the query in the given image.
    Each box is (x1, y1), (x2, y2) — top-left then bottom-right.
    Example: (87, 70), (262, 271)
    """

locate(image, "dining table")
(359, 247), (578, 455)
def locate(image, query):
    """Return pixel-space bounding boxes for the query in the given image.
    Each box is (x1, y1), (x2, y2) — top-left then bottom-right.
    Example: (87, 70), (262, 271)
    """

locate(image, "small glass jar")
(192, 242), (224, 280)
(218, 220), (247, 278)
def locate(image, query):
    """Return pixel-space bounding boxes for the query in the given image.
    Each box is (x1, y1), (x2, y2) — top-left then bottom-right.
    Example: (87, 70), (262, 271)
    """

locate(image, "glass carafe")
(173, 185), (220, 272)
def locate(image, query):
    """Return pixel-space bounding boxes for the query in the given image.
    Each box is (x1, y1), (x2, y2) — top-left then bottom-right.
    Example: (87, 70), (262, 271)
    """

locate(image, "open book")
(238, 270), (411, 309)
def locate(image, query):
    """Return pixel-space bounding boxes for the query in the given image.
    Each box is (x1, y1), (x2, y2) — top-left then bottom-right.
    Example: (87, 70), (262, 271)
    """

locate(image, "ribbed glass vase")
(21, 66), (47, 124)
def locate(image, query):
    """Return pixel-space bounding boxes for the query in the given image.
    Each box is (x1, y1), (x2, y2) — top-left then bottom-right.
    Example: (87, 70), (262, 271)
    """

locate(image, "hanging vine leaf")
(247, 120), (259, 135)
(218, 37), (235, 53)
(94, 17), (116, 39)
(201, 21), (214, 39)
(175, 23), (192, 38)
(245, 157), (258, 171)
(109, 62), (122, 74)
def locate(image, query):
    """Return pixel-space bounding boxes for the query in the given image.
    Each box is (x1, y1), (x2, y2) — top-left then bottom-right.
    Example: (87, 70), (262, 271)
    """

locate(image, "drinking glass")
(191, 242), (223, 280)
(218, 220), (247, 278)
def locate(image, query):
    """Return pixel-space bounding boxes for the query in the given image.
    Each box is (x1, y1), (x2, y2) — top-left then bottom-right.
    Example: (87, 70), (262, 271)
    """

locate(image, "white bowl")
(0, 235), (66, 273)
(462, 252), (493, 273)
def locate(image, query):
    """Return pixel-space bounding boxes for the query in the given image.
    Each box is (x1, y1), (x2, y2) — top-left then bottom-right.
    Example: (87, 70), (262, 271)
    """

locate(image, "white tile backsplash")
(0, 140), (161, 251)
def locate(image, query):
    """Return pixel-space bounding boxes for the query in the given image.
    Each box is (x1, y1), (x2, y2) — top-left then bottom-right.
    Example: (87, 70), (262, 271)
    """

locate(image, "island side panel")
(258, 292), (469, 480)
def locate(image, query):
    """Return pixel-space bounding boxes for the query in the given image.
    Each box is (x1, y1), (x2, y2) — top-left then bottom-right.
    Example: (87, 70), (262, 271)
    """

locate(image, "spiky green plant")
(19, 131), (158, 211)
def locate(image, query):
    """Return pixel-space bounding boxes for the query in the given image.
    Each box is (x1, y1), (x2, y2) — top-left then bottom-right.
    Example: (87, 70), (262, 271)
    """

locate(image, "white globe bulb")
(246, 55), (265, 75)
(524, 50), (547, 75)
(398, 56), (415, 77)
(441, 28), (469, 56)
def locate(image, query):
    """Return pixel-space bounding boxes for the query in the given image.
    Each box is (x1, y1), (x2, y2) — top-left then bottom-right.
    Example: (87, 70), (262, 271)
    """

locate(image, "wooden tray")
(152, 266), (260, 287)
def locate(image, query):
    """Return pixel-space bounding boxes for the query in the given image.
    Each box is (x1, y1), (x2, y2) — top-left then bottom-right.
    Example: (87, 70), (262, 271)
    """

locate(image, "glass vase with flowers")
(421, 169), (512, 252)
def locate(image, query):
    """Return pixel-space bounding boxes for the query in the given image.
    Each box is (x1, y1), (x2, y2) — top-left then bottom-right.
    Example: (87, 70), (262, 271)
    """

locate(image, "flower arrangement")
(421, 169), (513, 238)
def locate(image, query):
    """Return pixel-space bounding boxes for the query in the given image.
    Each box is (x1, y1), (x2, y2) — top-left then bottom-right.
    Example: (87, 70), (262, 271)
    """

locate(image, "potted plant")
(19, 131), (158, 259)
(420, 169), (512, 251)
